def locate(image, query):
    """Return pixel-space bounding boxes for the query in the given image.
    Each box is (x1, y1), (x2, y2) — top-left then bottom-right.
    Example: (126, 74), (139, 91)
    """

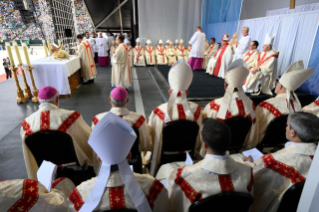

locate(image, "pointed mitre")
(136, 38), (140, 42)
(166, 40), (170, 43)
(146, 39), (152, 44)
(264, 33), (275, 45)
(158, 39), (163, 44)
(222, 33), (229, 42)
(175, 39), (179, 43)
(180, 39), (184, 43)
(188, 41), (192, 44)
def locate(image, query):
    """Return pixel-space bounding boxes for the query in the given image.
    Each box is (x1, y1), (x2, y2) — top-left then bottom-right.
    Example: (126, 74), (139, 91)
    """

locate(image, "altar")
(24, 55), (82, 96)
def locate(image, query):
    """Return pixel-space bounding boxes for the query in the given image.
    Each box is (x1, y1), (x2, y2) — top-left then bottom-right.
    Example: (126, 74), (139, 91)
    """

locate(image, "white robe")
(302, 100), (319, 117)
(233, 35), (251, 61)
(156, 46), (167, 65)
(112, 43), (131, 87)
(96, 37), (109, 57)
(206, 44), (233, 78)
(189, 31), (206, 58)
(134, 46), (146, 66)
(83, 37), (95, 58)
(78, 41), (97, 82)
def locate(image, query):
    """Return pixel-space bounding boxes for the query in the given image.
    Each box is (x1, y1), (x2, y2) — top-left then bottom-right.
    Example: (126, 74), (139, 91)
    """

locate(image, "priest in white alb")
(96, 32), (109, 66)
(202, 37), (218, 69)
(242, 41), (259, 68)
(188, 26), (206, 70)
(144, 39), (156, 65)
(134, 38), (146, 66)
(233, 27), (251, 61)
(156, 39), (167, 65)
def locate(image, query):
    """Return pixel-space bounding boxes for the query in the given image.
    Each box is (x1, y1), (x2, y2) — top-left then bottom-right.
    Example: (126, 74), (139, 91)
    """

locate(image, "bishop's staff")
(22, 43), (39, 103)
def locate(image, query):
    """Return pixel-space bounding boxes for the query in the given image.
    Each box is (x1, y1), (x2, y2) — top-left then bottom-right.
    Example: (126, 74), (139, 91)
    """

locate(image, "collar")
(285, 141), (295, 148)
(106, 171), (125, 187)
(110, 107), (130, 116)
(201, 153), (236, 174)
(119, 43), (125, 46)
(39, 103), (59, 110)
(284, 142), (317, 156)
(244, 34), (249, 37)
(275, 93), (287, 99)
(205, 153), (229, 160)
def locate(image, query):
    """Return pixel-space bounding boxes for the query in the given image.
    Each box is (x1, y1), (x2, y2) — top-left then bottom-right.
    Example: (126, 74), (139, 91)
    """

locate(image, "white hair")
(38, 89), (59, 104)
(243, 27), (249, 33)
(110, 91), (127, 107)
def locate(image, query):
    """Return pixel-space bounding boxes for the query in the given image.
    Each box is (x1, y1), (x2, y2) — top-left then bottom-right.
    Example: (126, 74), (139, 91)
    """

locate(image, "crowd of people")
(74, 0), (94, 35)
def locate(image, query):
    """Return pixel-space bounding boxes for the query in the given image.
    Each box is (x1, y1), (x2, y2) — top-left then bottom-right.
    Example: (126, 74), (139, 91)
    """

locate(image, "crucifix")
(290, 0), (295, 9)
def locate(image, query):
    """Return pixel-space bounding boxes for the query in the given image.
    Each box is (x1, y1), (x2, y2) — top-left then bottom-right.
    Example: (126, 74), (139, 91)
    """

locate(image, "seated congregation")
(1, 60), (319, 212)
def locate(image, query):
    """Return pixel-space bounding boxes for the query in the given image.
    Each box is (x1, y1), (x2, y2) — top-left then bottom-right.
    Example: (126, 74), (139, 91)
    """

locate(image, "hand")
(243, 155), (253, 162)
(101, 44), (103, 46)
(250, 68), (258, 75)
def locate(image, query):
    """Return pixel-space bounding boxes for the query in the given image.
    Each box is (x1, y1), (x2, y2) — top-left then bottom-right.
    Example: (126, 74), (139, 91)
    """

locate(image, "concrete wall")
(240, 0), (319, 20)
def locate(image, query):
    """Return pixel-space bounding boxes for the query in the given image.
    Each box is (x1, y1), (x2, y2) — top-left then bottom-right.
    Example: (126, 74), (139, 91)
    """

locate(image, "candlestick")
(13, 42), (22, 65)
(47, 40), (52, 56)
(5, 42), (15, 67)
(25, 66), (39, 103)
(10, 67), (26, 103)
(58, 40), (62, 49)
(22, 43), (31, 67)
(42, 40), (48, 57)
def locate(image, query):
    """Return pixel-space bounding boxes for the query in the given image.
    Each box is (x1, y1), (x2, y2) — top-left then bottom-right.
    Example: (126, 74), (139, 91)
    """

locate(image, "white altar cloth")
(23, 56), (81, 95)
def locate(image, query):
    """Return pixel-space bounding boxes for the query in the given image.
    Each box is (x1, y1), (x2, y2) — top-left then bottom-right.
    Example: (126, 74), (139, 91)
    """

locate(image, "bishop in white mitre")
(112, 36), (131, 88)
(20, 86), (94, 180)
(241, 40), (259, 68)
(176, 39), (188, 61)
(134, 38), (146, 66)
(302, 97), (319, 116)
(243, 34), (278, 95)
(174, 39), (179, 50)
(125, 39), (134, 67)
(244, 61), (313, 149)
(206, 33), (233, 78)
(165, 40), (170, 49)
(202, 59), (256, 155)
(166, 41), (177, 66)
(233, 27), (251, 61)
(145, 39), (156, 65)
(202, 37), (219, 69)
(110, 40), (117, 65)
(68, 113), (168, 212)
(188, 26), (206, 70)
(96, 32), (109, 66)
(165, 119), (253, 212)
(156, 40), (167, 65)
(148, 60), (203, 176)
(77, 34), (97, 82)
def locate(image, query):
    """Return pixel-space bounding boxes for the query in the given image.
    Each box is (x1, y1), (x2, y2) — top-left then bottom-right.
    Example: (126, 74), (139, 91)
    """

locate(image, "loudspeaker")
(65, 29), (72, 37)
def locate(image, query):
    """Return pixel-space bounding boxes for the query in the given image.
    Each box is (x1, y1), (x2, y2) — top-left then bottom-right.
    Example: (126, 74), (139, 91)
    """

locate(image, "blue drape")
(202, 0), (242, 43)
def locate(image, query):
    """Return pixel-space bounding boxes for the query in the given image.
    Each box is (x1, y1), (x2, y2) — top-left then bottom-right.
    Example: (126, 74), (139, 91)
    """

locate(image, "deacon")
(77, 34), (97, 82)
(20, 86), (94, 180)
(156, 39), (167, 65)
(206, 34), (233, 78)
(243, 34), (277, 95)
(166, 41), (177, 66)
(134, 38), (146, 66)
(148, 60), (202, 175)
(68, 113), (168, 212)
(96, 32), (109, 66)
(188, 26), (206, 70)
(242, 41), (259, 68)
(125, 39), (134, 67)
(166, 119), (254, 212)
(303, 97), (319, 116)
(202, 38), (218, 69)
(176, 39), (188, 61)
(233, 27), (251, 61)
(244, 61), (313, 149)
(111, 35), (131, 88)
(110, 40), (117, 64)
(144, 39), (156, 65)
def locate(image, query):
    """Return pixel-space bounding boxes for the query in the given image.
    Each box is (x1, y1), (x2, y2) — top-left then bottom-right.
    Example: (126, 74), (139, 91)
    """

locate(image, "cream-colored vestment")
(52, 177), (76, 197)
(241, 50), (259, 68)
(110, 45), (117, 64)
(206, 44), (233, 78)
(202, 44), (218, 69)
(176, 47), (189, 62)
(302, 100), (319, 117)
(133, 46), (146, 66)
(166, 47), (177, 66)
(112, 43), (131, 87)
(78, 41), (97, 82)
(125, 45), (134, 67)
(144, 46), (156, 65)
(156, 46), (167, 65)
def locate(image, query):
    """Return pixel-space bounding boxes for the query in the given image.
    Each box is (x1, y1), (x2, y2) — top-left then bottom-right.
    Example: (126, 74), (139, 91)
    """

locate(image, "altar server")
(176, 39), (188, 61)
(244, 61), (313, 149)
(77, 34), (97, 82)
(0, 179), (70, 211)
(145, 39), (156, 65)
(148, 60), (202, 175)
(202, 38), (218, 69)
(68, 113), (168, 212)
(188, 26), (206, 70)
(206, 33), (233, 78)
(134, 38), (146, 66)
(112, 35), (131, 88)
(242, 41), (259, 68)
(233, 27), (251, 61)
(302, 97), (319, 116)
(20, 86), (94, 180)
(166, 41), (177, 66)
(166, 118), (254, 212)
(156, 39), (167, 65)
(125, 39), (134, 67)
(96, 32), (109, 66)
(110, 40), (117, 64)
(243, 34), (278, 95)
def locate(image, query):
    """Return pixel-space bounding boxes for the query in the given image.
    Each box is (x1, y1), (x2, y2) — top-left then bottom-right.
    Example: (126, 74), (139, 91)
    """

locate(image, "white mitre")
(222, 33), (229, 42)
(146, 39), (152, 44)
(79, 113), (152, 212)
(165, 60), (193, 123)
(279, 60), (313, 113)
(264, 33), (275, 45)
(175, 39), (179, 43)
(188, 41), (192, 45)
(158, 39), (163, 44)
(180, 39), (184, 43)
(217, 59), (255, 121)
(125, 39), (130, 44)
(136, 38), (140, 43)
(166, 40), (170, 43)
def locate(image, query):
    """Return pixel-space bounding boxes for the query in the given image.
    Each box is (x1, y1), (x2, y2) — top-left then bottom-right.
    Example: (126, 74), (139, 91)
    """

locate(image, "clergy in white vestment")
(111, 35), (131, 88)
(83, 32), (95, 59)
(68, 113), (168, 212)
(134, 38), (146, 66)
(145, 39), (156, 65)
(243, 34), (278, 95)
(110, 40), (118, 65)
(188, 26), (206, 70)
(20, 86), (94, 180)
(202, 59), (256, 155)
(233, 27), (251, 61)
(202, 38), (219, 69)
(187, 41), (192, 59)
(174, 39), (179, 50)
(166, 41), (177, 66)
(77, 34), (97, 82)
(176, 39), (189, 62)
(244, 61), (313, 149)
(96, 32), (109, 66)
(240, 112), (319, 212)
(204, 39), (210, 52)
(165, 40), (170, 49)
(125, 39), (134, 68)
(164, 119), (253, 212)
(206, 33), (233, 78)
(241, 41), (259, 68)
(302, 97), (319, 116)
(148, 60), (203, 176)
(156, 40), (168, 65)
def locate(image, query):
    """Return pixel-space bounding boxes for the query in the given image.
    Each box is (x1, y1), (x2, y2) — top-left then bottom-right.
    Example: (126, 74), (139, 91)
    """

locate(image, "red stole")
(134, 46), (143, 63)
(257, 52), (278, 68)
(156, 46), (166, 63)
(177, 47), (186, 59)
(82, 41), (95, 75)
(207, 44), (215, 54)
(213, 44), (229, 76)
(244, 50), (256, 62)
(145, 47), (154, 63)
(123, 45), (132, 82)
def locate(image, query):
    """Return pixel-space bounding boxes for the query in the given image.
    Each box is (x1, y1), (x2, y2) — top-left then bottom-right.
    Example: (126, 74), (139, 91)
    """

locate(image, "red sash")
(213, 43), (229, 76)
(244, 50), (256, 62)
(82, 41), (95, 76)
(123, 45), (132, 83)
(156, 46), (166, 63)
(134, 46), (143, 63)
(145, 47), (154, 63)
(207, 44), (215, 54)
(177, 47), (186, 59)
(257, 52), (278, 68)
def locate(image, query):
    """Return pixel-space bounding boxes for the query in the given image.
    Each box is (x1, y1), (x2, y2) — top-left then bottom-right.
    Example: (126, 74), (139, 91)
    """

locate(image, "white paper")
(242, 148), (264, 162)
(37, 160), (57, 192)
(185, 152), (194, 165)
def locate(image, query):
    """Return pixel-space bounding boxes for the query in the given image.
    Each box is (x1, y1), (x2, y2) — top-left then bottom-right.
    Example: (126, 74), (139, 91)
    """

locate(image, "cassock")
(202, 43), (218, 69)
(166, 155), (253, 212)
(134, 46), (146, 66)
(112, 43), (131, 88)
(302, 99), (319, 116)
(206, 44), (233, 78)
(156, 45), (167, 65)
(233, 34), (251, 61)
(20, 103), (94, 180)
(176, 46), (188, 61)
(145, 46), (156, 65)
(68, 171), (168, 212)
(241, 49), (259, 68)
(188, 30), (206, 69)
(78, 41), (97, 82)
(0, 179), (72, 212)
(166, 47), (177, 66)
(96, 36), (109, 66)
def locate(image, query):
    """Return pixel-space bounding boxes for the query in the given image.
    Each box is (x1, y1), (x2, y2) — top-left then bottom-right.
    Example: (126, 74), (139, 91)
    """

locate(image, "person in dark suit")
(3, 58), (12, 79)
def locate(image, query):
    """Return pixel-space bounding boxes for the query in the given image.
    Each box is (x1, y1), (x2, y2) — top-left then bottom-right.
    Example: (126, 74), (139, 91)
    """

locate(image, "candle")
(22, 43), (31, 67)
(47, 40), (52, 56)
(58, 40), (62, 49)
(42, 40), (48, 57)
(5, 42), (15, 67)
(13, 42), (23, 65)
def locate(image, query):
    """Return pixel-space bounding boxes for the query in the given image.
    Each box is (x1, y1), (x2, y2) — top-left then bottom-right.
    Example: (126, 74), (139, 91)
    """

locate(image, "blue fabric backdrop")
(202, 0), (242, 43)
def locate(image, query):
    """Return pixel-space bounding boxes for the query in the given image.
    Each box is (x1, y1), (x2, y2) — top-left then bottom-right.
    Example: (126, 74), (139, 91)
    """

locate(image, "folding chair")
(128, 127), (142, 174)
(277, 181), (305, 212)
